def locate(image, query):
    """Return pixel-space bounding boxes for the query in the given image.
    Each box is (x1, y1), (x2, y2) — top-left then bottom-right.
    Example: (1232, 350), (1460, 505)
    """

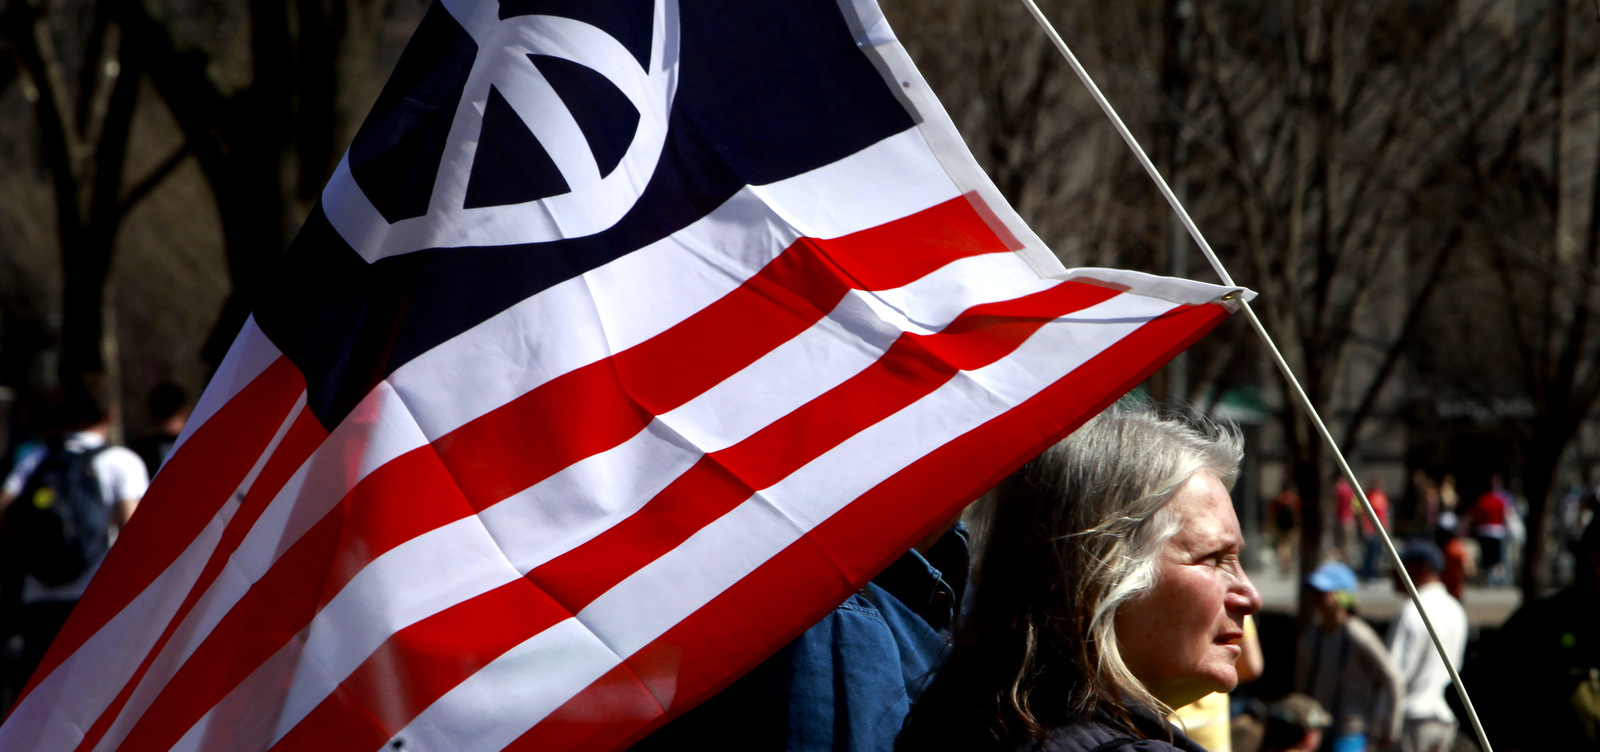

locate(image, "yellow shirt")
(1174, 691), (1231, 751)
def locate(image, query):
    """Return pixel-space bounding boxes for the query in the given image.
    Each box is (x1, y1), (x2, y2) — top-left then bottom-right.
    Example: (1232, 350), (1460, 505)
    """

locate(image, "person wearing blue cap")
(1293, 561), (1402, 752)
(1384, 540), (1466, 752)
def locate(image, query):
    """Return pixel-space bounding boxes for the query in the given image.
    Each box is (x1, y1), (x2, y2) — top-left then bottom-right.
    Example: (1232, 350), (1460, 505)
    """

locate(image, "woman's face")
(1115, 471), (1261, 709)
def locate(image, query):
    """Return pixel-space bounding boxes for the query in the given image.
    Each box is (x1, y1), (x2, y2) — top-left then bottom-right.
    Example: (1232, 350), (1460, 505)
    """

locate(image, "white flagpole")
(1011, 2), (1495, 751)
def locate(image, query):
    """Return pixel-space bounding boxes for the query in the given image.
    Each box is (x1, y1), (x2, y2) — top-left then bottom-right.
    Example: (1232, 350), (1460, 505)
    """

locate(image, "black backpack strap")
(1087, 737), (1137, 752)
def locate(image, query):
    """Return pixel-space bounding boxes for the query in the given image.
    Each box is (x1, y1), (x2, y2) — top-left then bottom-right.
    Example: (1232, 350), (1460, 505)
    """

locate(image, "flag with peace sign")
(0, 1), (1248, 750)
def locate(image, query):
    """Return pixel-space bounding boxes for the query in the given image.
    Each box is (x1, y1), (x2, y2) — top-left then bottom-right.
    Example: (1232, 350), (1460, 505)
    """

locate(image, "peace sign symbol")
(323, 0), (680, 262)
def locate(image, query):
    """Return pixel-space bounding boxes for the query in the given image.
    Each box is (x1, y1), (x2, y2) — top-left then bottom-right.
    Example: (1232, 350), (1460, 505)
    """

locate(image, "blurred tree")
(880, 0), (1254, 405)
(112, 0), (410, 371)
(886, 0), (1484, 596)
(1180, 0), (1484, 589)
(0, 0), (155, 385)
(1464, 0), (1600, 596)
(0, 0), (418, 413)
(895, 0), (1600, 601)
(880, 0), (1161, 269)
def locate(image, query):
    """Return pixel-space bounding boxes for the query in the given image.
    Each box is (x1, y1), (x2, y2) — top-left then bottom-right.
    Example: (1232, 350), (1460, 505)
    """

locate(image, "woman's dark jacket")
(1017, 707), (1210, 752)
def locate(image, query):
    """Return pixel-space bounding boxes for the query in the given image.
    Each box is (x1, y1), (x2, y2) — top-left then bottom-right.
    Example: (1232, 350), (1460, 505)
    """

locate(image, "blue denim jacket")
(633, 524), (969, 752)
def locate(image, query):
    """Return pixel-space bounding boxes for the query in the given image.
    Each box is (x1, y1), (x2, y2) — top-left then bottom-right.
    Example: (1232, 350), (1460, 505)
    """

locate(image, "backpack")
(3, 444), (112, 587)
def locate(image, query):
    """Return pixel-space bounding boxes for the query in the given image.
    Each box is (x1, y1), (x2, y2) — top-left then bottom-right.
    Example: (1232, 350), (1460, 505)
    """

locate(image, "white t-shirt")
(3, 431), (150, 602)
(1386, 580), (1468, 724)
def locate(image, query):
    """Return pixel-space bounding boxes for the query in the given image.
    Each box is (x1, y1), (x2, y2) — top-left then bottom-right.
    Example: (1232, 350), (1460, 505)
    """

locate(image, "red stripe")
(100, 199), (1011, 748)
(110, 444), (472, 752)
(21, 357), (306, 699)
(69, 406), (330, 752)
(252, 280), (1116, 747)
(514, 301), (1231, 750)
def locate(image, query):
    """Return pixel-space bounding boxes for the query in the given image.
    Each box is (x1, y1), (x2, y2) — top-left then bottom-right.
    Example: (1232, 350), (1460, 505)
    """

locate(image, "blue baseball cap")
(1306, 561), (1357, 594)
(1398, 539), (1445, 572)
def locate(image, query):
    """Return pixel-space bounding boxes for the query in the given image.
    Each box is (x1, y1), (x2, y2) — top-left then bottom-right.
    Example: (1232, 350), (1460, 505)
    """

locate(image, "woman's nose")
(1228, 570), (1262, 615)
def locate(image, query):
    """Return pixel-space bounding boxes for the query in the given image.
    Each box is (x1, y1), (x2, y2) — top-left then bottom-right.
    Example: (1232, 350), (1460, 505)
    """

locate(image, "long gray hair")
(898, 402), (1243, 750)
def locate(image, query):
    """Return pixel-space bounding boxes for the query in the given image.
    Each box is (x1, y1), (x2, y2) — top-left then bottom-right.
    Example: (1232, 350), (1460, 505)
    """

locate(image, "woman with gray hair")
(897, 403), (1262, 752)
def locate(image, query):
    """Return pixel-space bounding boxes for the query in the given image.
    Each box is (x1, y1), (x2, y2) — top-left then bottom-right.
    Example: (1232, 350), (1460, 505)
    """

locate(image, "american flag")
(0, 0), (1247, 750)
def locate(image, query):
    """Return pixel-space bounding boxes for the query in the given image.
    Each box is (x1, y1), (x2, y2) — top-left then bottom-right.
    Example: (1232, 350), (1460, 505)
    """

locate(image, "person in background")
(1359, 478), (1391, 583)
(1335, 478), (1357, 566)
(1294, 561), (1402, 752)
(0, 386), (65, 717)
(129, 382), (190, 478)
(1432, 520), (1473, 602)
(1467, 475), (1512, 586)
(1435, 476), (1459, 534)
(1407, 471), (1439, 538)
(1384, 540), (1466, 752)
(897, 403), (1261, 752)
(1270, 484), (1301, 575)
(0, 375), (148, 690)
(1261, 695), (1333, 752)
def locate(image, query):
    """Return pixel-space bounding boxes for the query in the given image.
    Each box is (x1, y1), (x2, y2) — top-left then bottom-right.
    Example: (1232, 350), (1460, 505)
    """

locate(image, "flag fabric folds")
(0, 0), (1248, 750)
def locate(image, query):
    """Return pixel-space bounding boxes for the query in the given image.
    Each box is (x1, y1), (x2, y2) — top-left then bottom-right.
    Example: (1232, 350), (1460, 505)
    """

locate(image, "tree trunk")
(201, 164), (290, 369)
(1519, 423), (1573, 597)
(1293, 418), (1326, 627)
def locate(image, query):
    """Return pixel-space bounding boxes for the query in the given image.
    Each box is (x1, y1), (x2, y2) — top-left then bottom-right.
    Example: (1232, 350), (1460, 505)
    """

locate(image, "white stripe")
(484, 419), (703, 570)
(841, 0), (1063, 277)
(0, 389), (301, 752)
(171, 317), (279, 456)
(746, 123), (962, 239)
(86, 384), (427, 752)
(390, 619), (624, 752)
(1060, 267), (1251, 307)
(383, 291), (1183, 748)
(269, 516), (524, 741)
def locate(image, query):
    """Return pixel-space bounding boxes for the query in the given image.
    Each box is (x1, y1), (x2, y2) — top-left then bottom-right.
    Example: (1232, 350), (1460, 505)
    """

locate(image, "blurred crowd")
(1266, 469), (1600, 595)
(1243, 468), (1600, 752)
